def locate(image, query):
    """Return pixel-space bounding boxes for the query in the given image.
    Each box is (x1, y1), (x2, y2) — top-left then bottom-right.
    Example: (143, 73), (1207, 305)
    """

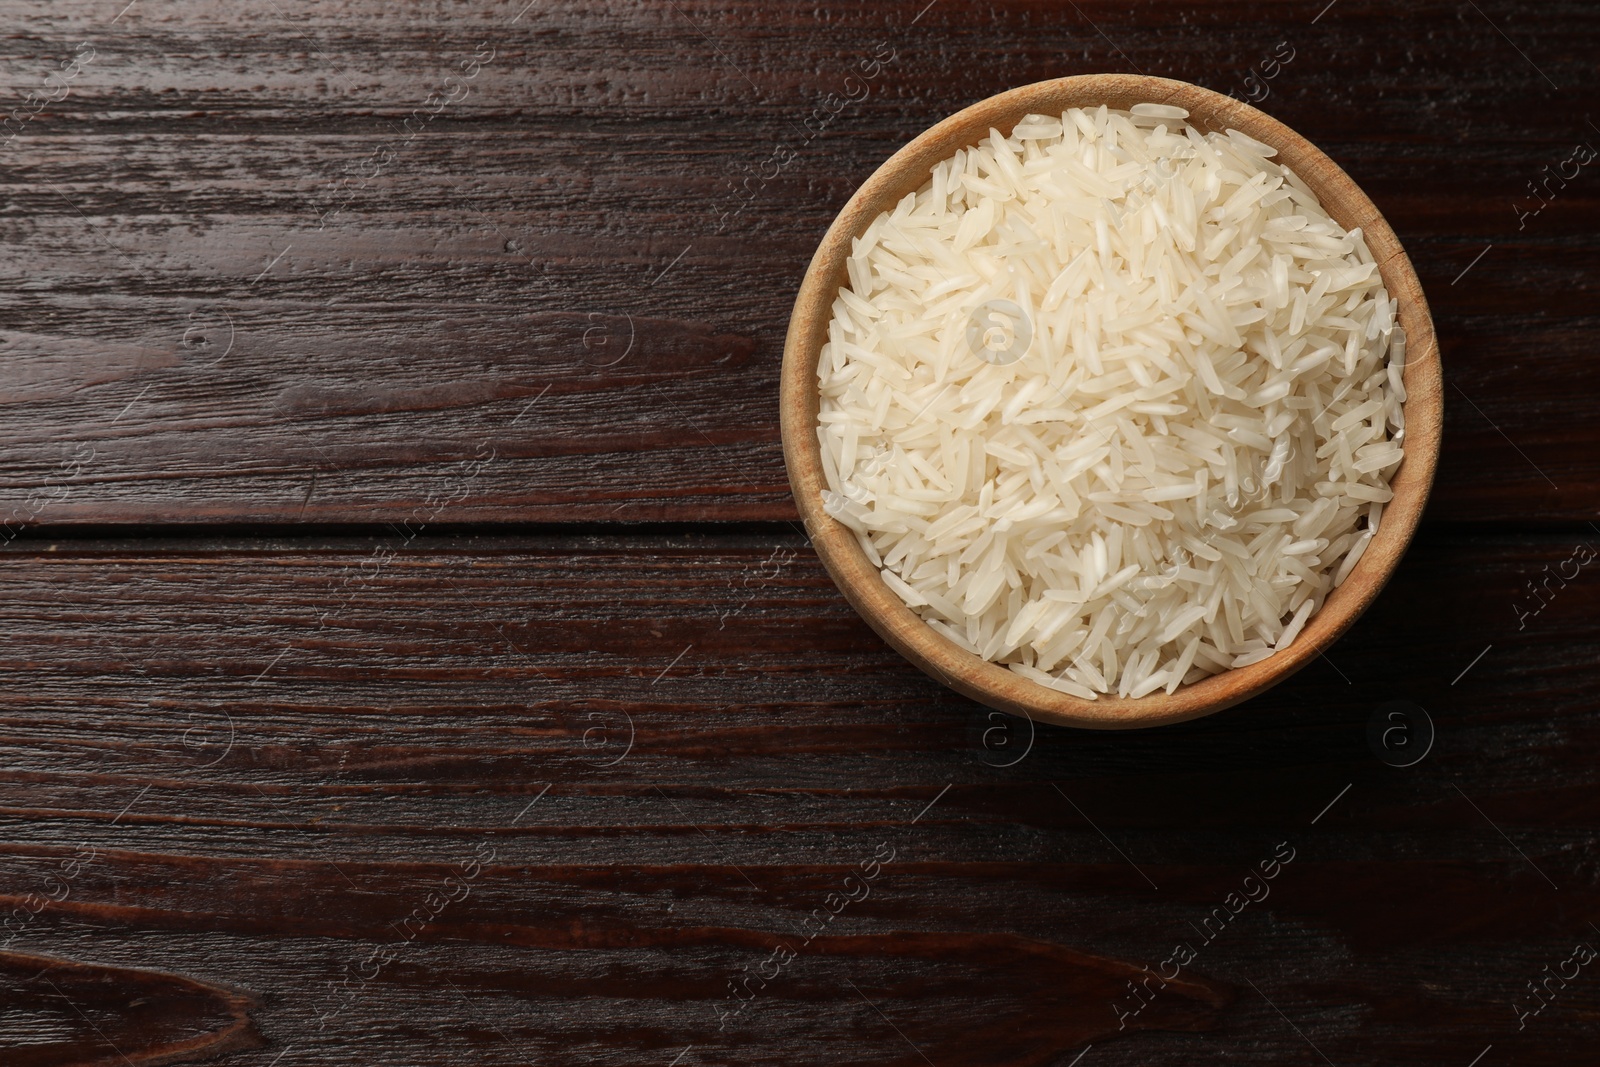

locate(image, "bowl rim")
(779, 73), (1442, 730)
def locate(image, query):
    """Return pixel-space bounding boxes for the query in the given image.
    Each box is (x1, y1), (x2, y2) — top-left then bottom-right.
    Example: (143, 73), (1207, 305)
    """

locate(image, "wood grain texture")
(0, 1), (1596, 1064)
(0, 950), (263, 1067)
(0, 528), (1596, 1064)
(0, 0), (1593, 525)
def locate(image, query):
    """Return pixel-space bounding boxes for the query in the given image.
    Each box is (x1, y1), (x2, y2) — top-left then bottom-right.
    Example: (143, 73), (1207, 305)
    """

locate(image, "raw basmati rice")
(816, 104), (1405, 699)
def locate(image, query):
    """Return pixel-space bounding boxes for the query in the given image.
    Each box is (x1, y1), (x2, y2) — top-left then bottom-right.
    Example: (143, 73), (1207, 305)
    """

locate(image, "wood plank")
(0, 1), (1594, 524)
(0, 526), (1595, 1064)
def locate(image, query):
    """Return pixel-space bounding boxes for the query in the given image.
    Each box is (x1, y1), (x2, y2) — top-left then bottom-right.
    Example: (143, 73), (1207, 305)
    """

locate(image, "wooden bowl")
(779, 74), (1442, 730)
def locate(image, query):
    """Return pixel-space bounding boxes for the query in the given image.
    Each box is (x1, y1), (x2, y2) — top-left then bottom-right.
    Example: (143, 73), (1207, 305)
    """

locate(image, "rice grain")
(816, 105), (1404, 697)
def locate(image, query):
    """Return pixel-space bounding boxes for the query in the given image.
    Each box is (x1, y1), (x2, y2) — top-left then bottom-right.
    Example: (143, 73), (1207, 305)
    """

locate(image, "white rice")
(816, 104), (1405, 699)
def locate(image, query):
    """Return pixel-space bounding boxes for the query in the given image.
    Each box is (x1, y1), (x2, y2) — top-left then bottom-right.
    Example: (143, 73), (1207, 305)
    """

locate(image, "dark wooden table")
(1, 2), (1596, 1064)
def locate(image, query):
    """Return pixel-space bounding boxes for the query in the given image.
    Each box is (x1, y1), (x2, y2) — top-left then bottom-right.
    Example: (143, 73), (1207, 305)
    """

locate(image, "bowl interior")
(780, 74), (1442, 729)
